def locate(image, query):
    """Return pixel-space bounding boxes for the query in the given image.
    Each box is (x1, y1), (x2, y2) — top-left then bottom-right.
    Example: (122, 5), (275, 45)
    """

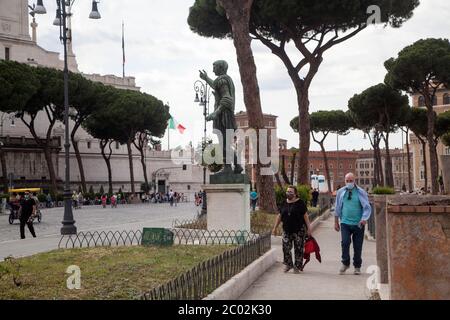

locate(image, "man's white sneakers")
(354, 268), (361, 275)
(339, 264), (350, 274)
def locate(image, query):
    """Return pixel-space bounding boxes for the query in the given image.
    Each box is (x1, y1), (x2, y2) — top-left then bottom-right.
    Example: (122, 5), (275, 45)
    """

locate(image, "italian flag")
(168, 116), (186, 134)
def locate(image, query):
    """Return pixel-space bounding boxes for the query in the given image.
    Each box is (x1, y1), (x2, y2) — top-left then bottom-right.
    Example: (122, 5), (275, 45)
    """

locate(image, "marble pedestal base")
(202, 183), (250, 232)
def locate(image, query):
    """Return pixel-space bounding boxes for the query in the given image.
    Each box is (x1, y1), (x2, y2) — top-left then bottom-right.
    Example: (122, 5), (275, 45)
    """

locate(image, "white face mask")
(346, 182), (355, 190)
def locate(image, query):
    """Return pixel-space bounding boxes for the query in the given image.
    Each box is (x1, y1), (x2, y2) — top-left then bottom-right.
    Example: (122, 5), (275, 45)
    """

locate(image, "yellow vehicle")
(7, 188), (43, 225)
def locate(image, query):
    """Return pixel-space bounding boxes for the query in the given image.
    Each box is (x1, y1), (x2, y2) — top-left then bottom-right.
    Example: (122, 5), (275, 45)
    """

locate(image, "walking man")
(334, 173), (371, 275)
(18, 191), (37, 239)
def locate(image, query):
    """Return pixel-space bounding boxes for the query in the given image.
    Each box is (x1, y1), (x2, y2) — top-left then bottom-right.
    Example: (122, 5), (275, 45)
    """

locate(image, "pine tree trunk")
(290, 152), (297, 183)
(383, 132), (394, 187)
(421, 139), (428, 193)
(404, 128), (413, 192)
(100, 140), (113, 194)
(426, 108), (439, 194)
(139, 148), (148, 187)
(280, 154), (290, 184)
(217, 0), (277, 213)
(0, 147), (8, 192)
(71, 123), (87, 193)
(319, 142), (332, 194)
(126, 140), (135, 194)
(296, 85), (311, 186)
(43, 146), (58, 195)
(274, 172), (283, 188)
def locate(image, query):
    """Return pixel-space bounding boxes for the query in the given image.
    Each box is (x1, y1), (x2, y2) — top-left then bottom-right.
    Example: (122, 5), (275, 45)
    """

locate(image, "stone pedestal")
(203, 183), (250, 232)
(373, 195), (390, 284)
(386, 202), (450, 300)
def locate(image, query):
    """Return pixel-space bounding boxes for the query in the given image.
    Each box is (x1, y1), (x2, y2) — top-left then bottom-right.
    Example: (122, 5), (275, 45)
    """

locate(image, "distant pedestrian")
(78, 192), (83, 209)
(18, 191), (37, 239)
(101, 194), (107, 208)
(334, 173), (371, 275)
(250, 190), (258, 212)
(272, 186), (312, 273)
(169, 189), (174, 207)
(311, 189), (319, 207)
(111, 194), (117, 208)
(46, 193), (53, 208)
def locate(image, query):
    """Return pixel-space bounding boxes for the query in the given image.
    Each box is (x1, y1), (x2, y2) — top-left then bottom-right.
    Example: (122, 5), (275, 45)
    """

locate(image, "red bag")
(302, 236), (322, 270)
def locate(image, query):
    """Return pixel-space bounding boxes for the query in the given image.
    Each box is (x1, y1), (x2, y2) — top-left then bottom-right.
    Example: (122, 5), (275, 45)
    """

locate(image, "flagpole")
(122, 20), (125, 78)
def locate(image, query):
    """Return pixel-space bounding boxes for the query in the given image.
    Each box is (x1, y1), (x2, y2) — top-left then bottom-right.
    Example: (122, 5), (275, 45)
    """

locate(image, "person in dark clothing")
(19, 191), (37, 239)
(272, 186), (312, 273)
(311, 189), (319, 207)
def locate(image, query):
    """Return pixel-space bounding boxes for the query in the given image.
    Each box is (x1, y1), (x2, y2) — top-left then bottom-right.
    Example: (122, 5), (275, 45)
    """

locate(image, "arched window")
(444, 93), (450, 105)
(418, 96), (425, 107)
(432, 95), (438, 106)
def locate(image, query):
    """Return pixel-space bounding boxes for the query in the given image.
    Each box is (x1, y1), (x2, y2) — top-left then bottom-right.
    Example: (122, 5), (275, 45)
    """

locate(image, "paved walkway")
(0, 203), (198, 261)
(239, 214), (377, 300)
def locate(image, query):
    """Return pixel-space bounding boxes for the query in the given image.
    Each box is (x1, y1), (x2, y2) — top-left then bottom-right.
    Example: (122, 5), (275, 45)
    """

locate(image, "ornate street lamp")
(193, 80), (211, 215)
(33, 0), (101, 235)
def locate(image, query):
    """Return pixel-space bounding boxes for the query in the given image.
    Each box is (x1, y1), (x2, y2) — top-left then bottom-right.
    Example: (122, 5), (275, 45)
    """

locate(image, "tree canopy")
(385, 38), (450, 95)
(188, 0), (418, 40)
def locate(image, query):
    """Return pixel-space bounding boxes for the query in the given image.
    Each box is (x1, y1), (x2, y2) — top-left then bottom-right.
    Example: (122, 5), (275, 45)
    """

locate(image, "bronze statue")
(199, 60), (243, 175)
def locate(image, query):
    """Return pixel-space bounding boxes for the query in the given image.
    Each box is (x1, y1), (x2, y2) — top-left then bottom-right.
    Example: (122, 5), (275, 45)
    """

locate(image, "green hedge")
(274, 184), (312, 209)
(372, 186), (395, 195)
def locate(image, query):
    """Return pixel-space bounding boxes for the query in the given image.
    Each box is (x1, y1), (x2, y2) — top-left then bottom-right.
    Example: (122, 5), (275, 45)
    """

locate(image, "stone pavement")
(0, 202), (198, 261)
(239, 214), (377, 300)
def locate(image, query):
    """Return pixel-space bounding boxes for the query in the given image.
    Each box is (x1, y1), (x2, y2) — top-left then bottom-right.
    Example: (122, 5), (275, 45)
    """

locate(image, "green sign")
(141, 228), (174, 246)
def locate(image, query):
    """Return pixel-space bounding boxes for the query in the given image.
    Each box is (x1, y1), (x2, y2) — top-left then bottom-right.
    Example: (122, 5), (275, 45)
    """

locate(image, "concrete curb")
(203, 247), (278, 300)
(379, 284), (390, 300)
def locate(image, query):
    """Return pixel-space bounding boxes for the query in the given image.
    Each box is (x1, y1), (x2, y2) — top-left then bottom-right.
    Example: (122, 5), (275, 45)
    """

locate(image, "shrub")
(99, 185), (105, 195)
(55, 193), (64, 202)
(372, 186), (395, 195)
(0, 194), (9, 199)
(297, 185), (312, 204)
(274, 184), (312, 209)
(37, 193), (47, 203)
(88, 185), (94, 194)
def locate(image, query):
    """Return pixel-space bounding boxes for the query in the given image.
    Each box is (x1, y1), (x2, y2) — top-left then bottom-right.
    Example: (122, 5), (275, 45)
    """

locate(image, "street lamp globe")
(89, 1), (101, 19)
(34, 0), (47, 14)
(53, 9), (62, 26)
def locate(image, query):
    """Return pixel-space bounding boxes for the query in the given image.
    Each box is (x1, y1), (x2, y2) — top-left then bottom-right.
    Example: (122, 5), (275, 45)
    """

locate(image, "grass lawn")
(0, 245), (233, 300)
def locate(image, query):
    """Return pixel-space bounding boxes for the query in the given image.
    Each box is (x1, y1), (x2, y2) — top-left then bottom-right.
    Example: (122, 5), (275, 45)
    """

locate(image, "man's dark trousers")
(20, 214), (36, 239)
(341, 223), (364, 268)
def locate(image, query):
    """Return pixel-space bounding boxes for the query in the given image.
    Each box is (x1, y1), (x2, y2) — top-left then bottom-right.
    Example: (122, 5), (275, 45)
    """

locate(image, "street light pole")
(32, 0), (101, 235)
(194, 80), (210, 215)
(60, 0), (76, 235)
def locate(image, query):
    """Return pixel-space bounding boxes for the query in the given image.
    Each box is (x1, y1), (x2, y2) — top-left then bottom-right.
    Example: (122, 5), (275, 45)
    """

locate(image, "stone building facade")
(410, 87), (450, 191)
(0, 0), (205, 200)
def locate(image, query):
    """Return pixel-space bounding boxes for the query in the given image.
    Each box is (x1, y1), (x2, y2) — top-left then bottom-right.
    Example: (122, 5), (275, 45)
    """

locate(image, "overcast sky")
(31, 0), (450, 152)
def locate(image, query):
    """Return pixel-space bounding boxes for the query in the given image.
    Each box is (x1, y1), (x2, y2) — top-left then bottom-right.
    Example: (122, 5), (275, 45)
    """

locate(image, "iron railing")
(58, 228), (262, 249)
(141, 232), (271, 300)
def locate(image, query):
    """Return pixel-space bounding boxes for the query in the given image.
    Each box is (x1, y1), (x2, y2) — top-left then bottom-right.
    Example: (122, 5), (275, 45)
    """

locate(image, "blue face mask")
(346, 182), (355, 190)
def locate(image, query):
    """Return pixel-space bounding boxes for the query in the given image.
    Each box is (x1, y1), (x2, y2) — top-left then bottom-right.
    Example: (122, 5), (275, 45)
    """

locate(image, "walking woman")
(272, 186), (312, 273)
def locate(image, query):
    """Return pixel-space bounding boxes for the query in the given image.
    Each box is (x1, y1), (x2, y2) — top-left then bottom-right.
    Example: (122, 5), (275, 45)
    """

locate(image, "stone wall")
(386, 203), (450, 299)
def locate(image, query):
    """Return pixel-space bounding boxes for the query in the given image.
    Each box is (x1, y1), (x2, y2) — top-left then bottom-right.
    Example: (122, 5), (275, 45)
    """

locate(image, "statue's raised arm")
(199, 69), (214, 87)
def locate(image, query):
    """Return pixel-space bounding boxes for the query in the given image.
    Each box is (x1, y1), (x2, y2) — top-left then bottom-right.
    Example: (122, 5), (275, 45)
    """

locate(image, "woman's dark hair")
(286, 185), (298, 196)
